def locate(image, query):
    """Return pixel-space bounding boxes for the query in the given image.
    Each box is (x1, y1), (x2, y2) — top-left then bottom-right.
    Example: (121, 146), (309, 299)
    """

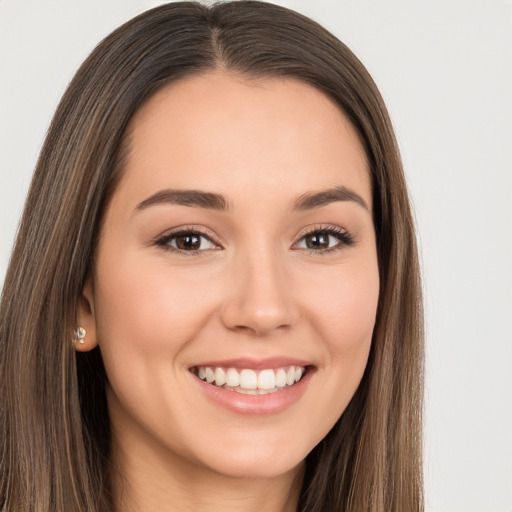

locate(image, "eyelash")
(295, 225), (355, 255)
(154, 225), (355, 256)
(154, 226), (220, 256)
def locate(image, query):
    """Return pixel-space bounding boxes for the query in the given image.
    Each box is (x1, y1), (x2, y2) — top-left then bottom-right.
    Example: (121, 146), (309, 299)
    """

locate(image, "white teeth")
(286, 367), (295, 386)
(214, 367), (226, 386)
(239, 369), (258, 390)
(205, 367), (215, 384)
(275, 368), (287, 388)
(257, 369), (275, 390)
(226, 368), (240, 387)
(195, 364), (307, 393)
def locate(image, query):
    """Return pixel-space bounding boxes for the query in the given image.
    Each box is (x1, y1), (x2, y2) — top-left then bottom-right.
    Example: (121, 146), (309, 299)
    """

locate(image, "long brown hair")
(0, 2), (424, 510)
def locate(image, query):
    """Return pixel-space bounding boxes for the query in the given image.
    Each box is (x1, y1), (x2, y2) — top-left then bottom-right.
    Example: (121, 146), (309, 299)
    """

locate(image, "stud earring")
(73, 326), (86, 346)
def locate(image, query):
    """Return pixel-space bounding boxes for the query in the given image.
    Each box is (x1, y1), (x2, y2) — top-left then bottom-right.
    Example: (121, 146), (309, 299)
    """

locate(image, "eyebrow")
(134, 185), (369, 213)
(293, 186), (369, 212)
(135, 189), (230, 211)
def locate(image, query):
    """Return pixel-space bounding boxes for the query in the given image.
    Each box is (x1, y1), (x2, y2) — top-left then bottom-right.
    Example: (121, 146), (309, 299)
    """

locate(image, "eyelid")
(153, 225), (223, 253)
(291, 224), (355, 252)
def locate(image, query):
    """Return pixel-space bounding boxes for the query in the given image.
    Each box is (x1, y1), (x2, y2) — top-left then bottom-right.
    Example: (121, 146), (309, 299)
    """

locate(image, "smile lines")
(193, 366), (306, 395)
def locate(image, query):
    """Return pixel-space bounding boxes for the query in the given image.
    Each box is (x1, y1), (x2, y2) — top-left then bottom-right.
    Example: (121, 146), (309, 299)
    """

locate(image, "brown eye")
(175, 234), (201, 250)
(295, 228), (354, 252)
(163, 232), (217, 252)
(302, 232), (331, 250)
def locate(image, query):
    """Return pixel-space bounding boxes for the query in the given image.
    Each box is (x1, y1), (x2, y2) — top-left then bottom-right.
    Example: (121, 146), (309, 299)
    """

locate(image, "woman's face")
(81, 72), (379, 480)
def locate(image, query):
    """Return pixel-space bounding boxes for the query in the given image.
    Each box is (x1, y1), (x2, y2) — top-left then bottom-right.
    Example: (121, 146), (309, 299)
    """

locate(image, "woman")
(0, 2), (424, 511)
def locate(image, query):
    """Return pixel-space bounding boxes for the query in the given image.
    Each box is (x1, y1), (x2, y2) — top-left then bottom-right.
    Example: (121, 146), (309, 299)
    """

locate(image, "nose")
(220, 248), (298, 337)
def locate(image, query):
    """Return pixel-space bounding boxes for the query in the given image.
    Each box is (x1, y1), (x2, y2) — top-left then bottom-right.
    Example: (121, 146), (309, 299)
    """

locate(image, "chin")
(186, 430), (313, 480)
(205, 454), (306, 480)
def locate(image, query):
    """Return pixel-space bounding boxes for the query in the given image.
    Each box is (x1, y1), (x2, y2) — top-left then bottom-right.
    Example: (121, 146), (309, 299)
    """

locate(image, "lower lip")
(193, 369), (313, 416)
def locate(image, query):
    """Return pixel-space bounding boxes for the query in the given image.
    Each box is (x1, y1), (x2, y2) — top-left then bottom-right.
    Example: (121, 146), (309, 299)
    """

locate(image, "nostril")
(230, 322), (292, 337)
(221, 303), (296, 335)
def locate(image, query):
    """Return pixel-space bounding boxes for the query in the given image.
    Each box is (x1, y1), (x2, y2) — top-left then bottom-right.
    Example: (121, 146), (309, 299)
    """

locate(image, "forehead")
(116, 71), (370, 209)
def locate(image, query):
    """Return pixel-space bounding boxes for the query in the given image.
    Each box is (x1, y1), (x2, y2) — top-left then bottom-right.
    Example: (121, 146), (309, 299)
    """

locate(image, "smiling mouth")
(191, 365), (307, 395)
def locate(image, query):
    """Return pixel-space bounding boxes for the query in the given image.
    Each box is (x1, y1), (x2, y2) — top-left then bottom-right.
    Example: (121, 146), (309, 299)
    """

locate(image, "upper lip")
(190, 357), (313, 371)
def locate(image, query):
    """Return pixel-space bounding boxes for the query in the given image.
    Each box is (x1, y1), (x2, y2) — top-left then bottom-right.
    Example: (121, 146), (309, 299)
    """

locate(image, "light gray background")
(1, 1), (511, 511)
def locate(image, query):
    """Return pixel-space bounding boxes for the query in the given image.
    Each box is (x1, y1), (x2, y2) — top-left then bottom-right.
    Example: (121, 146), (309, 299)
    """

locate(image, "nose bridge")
(220, 239), (297, 336)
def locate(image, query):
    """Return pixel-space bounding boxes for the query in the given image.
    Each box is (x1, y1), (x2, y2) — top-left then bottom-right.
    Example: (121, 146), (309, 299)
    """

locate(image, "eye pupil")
(176, 234), (201, 250)
(306, 233), (329, 249)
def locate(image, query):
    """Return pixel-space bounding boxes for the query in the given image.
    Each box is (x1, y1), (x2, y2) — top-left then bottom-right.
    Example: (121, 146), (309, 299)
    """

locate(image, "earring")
(73, 326), (86, 346)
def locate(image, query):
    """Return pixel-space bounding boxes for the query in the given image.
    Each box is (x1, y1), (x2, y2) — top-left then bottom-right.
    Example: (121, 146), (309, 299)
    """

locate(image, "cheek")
(304, 259), (379, 375)
(92, 251), (220, 369)
(282, 259), (379, 448)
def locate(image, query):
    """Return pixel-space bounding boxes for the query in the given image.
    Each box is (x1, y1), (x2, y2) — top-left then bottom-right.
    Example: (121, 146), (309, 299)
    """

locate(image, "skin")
(78, 71), (380, 512)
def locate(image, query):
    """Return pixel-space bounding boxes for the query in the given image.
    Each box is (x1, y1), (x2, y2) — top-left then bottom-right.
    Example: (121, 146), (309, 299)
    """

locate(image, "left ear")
(75, 278), (99, 352)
